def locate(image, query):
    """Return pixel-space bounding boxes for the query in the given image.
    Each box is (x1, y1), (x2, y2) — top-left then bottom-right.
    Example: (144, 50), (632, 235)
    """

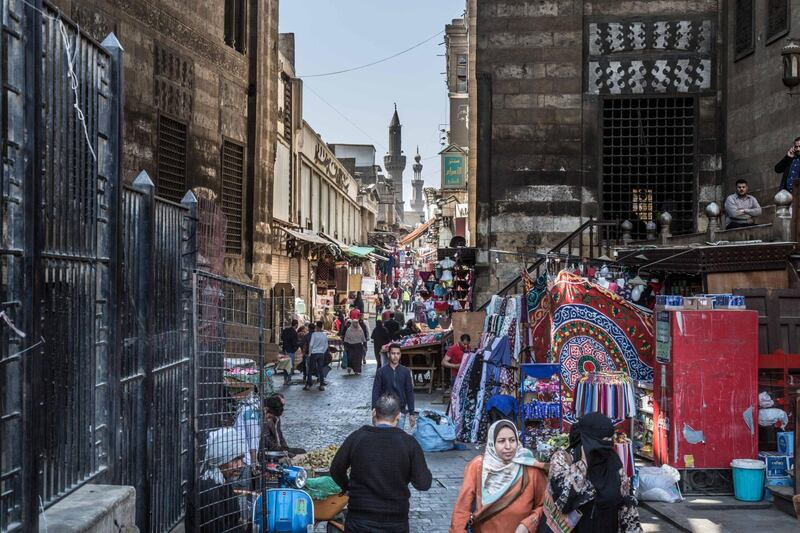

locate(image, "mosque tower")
(383, 104), (406, 220)
(410, 147), (425, 216)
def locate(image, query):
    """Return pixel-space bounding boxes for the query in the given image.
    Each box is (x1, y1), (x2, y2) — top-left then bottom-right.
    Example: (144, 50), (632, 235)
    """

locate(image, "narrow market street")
(280, 335), (687, 533)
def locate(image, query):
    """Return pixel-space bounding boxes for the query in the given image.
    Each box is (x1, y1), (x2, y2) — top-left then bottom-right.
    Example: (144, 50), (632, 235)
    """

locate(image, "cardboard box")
(758, 451), (794, 479)
(777, 432), (794, 456)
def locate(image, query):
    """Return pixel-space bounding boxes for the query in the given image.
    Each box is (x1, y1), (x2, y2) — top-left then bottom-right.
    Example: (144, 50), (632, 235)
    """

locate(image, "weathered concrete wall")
(725, 3), (800, 206)
(51, 0), (279, 289)
(39, 485), (137, 532)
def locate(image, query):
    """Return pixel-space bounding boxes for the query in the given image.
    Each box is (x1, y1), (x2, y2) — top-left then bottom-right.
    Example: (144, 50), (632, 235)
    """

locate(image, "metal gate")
(191, 271), (266, 532)
(118, 176), (197, 531)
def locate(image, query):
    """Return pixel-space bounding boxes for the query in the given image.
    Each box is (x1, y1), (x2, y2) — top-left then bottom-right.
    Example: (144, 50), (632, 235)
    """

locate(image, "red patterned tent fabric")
(544, 271), (654, 424)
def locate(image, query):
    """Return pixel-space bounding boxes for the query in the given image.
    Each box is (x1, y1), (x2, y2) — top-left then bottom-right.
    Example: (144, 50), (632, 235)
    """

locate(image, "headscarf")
(568, 412), (622, 508)
(201, 427), (248, 484)
(344, 319), (366, 344)
(481, 420), (536, 505)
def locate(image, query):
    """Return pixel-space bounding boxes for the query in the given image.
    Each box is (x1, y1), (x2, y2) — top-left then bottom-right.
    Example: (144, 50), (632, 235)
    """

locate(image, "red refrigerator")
(653, 310), (758, 469)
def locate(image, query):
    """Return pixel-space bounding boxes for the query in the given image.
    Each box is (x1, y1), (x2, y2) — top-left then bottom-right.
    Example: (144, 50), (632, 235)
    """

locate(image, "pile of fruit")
(293, 444), (339, 471)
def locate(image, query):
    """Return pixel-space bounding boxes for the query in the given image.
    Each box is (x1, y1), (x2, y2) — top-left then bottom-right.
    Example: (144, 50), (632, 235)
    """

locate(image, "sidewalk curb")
(640, 501), (692, 533)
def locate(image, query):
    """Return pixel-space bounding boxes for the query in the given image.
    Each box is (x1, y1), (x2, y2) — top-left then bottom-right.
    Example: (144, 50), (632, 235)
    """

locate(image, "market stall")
(381, 329), (453, 393)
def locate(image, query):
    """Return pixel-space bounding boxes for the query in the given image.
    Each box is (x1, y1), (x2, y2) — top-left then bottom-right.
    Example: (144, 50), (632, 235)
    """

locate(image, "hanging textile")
(523, 271), (553, 363)
(550, 271), (654, 425)
(573, 371), (636, 421)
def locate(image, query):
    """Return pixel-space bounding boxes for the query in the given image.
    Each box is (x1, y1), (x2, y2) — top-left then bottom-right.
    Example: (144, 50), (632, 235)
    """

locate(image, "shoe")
(354, 372), (361, 376)
(303, 385), (311, 391)
(318, 385), (325, 391)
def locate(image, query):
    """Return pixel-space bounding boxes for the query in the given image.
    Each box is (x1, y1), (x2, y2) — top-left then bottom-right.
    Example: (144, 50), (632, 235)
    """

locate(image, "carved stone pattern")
(109, 0), (247, 79)
(71, 4), (116, 43)
(220, 77), (247, 114)
(767, 0), (789, 42)
(589, 59), (711, 94)
(734, 0), (754, 57)
(154, 46), (194, 120)
(588, 20), (711, 56)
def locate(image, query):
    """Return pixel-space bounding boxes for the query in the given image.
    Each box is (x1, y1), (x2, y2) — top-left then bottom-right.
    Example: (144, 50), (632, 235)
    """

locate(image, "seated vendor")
(442, 334), (471, 388)
(260, 393), (306, 459)
(397, 319), (419, 338)
(190, 427), (247, 532)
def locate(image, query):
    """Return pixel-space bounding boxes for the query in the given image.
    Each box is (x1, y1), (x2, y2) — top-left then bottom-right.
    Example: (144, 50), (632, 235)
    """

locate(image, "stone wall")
(470, 0), (724, 304)
(52, 0), (279, 288)
(725, 2), (800, 206)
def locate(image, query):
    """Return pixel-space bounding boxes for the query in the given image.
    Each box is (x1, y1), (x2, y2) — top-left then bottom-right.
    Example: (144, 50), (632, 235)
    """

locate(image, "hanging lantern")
(782, 38), (800, 93)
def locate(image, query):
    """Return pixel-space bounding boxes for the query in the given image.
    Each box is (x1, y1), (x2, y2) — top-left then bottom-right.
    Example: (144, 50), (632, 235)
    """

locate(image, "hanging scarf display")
(523, 271), (553, 363)
(573, 371), (636, 422)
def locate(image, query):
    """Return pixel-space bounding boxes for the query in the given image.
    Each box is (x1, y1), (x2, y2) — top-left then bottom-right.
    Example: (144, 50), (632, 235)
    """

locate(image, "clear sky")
(279, 0), (465, 202)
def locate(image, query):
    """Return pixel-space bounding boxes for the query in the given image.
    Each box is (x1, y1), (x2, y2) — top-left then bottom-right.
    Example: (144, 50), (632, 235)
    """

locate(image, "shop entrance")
(601, 96), (696, 239)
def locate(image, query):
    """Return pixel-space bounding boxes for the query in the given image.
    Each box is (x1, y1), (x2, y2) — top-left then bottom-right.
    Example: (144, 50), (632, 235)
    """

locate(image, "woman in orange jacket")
(450, 420), (548, 533)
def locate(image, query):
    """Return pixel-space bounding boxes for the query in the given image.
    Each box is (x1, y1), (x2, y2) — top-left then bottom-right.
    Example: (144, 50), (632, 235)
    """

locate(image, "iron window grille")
(766, 0), (790, 45)
(221, 140), (245, 255)
(157, 115), (188, 203)
(734, 0), (755, 60)
(602, 97), (696, 240)
(224, 0), (247, 54)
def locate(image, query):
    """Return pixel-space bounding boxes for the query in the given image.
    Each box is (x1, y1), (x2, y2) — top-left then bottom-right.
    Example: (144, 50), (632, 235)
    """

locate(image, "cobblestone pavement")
(280, 342), (679, 532)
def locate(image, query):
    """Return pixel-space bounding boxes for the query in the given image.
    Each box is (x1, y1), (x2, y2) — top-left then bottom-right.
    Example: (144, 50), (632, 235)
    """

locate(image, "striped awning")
(398, 218), (435, 246)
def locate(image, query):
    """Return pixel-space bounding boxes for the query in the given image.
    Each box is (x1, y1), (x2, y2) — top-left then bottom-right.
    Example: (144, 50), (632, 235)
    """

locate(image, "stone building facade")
(460, 1), (800, 302)
(51, 0), (280, 288)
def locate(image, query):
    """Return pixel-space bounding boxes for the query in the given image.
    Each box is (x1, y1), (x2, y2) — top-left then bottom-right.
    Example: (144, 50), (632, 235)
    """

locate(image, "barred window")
(224, 0), (247, 54)
(156, 115), (188, 203)
(221, 140), (245, 254)
(734, 0), (755, 59)
(602, 97), (696, 239)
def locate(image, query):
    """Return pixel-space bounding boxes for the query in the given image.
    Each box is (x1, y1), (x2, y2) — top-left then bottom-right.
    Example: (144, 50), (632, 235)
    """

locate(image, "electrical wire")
(299, 29), (445, 78)
(304, 83), (387, 151)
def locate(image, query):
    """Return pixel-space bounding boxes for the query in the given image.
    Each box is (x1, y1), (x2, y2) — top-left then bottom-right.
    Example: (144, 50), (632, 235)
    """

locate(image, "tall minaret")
(410, 147), (425, 216)
(384, 104), (406, 220)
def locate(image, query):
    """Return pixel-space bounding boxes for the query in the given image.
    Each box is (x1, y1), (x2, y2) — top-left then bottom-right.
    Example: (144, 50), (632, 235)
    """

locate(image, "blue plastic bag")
(414, 409), (456, 452)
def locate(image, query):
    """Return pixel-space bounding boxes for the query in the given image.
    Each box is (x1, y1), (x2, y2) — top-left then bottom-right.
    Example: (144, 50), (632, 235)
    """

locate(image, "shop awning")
(347, 245), (375, 258)
(281, 227), (336, 247)
(319, 232), (349, 253)
(368, 252), (390, 262)
(398, 218), (435, 246)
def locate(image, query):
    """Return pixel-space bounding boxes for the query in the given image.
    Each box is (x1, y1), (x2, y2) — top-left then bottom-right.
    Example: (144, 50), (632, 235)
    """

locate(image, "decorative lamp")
(782, 38), (800, 94)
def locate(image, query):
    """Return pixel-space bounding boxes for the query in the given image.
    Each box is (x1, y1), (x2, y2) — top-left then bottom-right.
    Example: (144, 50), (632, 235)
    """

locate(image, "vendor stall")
(383, 329), (453, 393)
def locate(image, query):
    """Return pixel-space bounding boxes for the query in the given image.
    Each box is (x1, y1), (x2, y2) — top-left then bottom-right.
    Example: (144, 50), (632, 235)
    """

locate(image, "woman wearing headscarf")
(450, 420), (548, 533)
(343, 318), (367, 375)
(538, 412), (642, 533)
(187, 427), (248, 532)
(354, 290), (365, 314)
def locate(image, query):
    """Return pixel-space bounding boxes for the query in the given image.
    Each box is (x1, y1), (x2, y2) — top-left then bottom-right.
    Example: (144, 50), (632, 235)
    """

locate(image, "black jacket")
(372, 364), (415, 414)
(384, 319), (400, 338)
(776, 155), (798, 191)
(330, 425), (432, 523)
(280, 326), (298, 353)
(370, 324), (391, 351)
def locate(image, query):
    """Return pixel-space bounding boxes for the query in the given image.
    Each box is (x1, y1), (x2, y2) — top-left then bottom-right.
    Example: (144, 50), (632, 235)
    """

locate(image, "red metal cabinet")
(653, 310), (758, 469)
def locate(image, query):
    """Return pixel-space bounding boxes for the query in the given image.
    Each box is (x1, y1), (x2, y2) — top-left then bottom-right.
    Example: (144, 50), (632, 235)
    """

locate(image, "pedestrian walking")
(372, 343), (415, 431)
(359, 317), (370, 366)
(370, 319), (390, 369)
(402, 288), (411, 313)
(344, 318), (367, 375)
(330, 393), (432, 533)
(538, 412), (642, 533)
(354, 290), (365, 314)
(776, 135), (800, 240)
(384, 312), (401, 340)
(304, 321), (329, 391)
(279, 319), (299, 385)
(449, 420), (547, 533)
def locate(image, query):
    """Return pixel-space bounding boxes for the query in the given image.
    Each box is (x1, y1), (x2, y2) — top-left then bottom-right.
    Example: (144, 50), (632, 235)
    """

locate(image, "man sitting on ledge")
(724, 179), (762, 230)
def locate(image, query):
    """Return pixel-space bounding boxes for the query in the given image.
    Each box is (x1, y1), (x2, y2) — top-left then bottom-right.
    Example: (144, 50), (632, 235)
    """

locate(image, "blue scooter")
(252, 452), (314, 533)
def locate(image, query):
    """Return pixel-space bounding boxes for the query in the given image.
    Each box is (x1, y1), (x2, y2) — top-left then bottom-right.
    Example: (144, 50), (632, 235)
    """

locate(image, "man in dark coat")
(370, 319), (391, 368)
(775, 136), (800, 241)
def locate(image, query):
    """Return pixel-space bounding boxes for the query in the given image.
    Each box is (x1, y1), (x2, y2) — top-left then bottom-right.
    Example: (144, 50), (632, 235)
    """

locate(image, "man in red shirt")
(442, 334), (471, 386)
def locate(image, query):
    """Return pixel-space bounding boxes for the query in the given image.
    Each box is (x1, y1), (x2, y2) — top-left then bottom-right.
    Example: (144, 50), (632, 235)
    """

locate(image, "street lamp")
(782, 38), (800, 95)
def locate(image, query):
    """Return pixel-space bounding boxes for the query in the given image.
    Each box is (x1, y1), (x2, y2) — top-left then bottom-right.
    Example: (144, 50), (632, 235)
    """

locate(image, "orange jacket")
(450, 456), (547, 533)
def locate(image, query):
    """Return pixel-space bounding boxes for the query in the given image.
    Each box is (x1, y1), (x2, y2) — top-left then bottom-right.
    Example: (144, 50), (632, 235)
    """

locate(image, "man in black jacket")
(330, 393), (432, 533)
(372, 344), (415, 430)
(775, 136), (800, 240)
(383, 312), (401, 340)
(279, 319), (299, 385)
